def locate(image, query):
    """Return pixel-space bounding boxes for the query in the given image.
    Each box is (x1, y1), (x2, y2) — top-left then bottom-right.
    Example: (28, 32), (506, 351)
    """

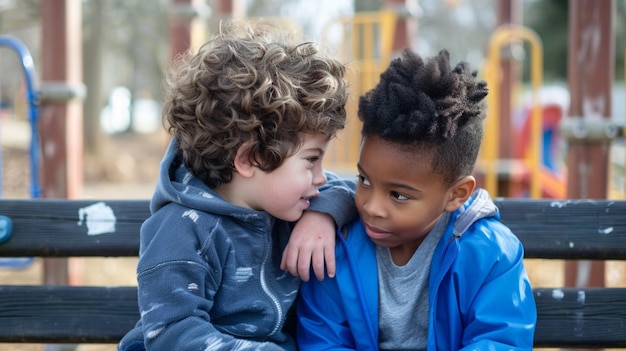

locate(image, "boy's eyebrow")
(303, 147), (325, 155)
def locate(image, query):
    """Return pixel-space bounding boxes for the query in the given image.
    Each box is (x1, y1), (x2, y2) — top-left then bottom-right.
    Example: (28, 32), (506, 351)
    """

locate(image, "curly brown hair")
(162, 21), (348, 188)
(359, 49), (488, 185)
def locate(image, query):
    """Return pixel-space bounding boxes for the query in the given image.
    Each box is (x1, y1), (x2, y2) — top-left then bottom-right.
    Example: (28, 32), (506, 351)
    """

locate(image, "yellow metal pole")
(320, 10), (397, 174)
(483, 25), (543, 198)
(483, 45), (500, 197)
(527, 28), (543, 198)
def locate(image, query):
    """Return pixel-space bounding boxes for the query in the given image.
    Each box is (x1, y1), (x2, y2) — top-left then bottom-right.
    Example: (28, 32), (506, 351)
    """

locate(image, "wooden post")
(40, 0), (84, 282)
(40, 1), (83, 349)
(40, 0), (83, 200)
(383, 0), (417, 54)
(495, 0), (522, 197)
(563, 4), (614, 344)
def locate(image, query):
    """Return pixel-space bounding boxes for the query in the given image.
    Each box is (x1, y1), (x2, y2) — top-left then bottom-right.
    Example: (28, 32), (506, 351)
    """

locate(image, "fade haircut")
(358, 49), (488, 185)
(162, 21), (348, 188)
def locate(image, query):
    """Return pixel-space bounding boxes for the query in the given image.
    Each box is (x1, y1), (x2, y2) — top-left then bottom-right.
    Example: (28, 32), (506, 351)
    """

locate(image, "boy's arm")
(309, 171), (357, 226)
(281, 172), (356, 281)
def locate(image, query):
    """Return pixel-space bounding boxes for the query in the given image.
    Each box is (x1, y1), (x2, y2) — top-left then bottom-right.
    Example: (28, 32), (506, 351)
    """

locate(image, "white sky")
(280, 0), (354, 41)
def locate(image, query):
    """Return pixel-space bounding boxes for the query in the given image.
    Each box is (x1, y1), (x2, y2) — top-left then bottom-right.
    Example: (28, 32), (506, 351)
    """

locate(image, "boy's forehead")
(298, 132), (330, 149)
(361, 135), (431, 164)
(359, 136), (439, 188)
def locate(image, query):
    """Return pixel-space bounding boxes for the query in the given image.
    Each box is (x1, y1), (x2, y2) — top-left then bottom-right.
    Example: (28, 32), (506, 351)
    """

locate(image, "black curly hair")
(358, 49), (488, 185)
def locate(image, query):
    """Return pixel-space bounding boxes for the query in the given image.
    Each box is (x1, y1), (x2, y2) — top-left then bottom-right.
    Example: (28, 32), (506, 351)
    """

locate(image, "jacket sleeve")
(297, 274), (358, 350)
(308, 171), (357, 228)
(456, 223), (537, 351)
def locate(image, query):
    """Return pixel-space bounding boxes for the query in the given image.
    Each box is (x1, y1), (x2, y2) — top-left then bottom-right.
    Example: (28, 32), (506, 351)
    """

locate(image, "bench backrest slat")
(495, 199), (626, 260)
(2, 199), (625, 259)
(0, 199), (148, 257)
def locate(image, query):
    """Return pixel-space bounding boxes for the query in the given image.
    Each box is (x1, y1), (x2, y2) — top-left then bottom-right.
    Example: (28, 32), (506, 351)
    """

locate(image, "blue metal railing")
(0, 35), (41, 199)
(0, 35), (40, 269)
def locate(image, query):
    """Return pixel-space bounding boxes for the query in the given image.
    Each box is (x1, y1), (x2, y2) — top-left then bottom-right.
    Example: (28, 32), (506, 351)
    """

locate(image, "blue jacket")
(118, 139), (356, 351)
(297, 189), (537, 351)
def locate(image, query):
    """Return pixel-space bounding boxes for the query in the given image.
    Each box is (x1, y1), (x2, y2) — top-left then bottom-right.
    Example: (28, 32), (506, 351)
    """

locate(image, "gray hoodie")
(118, 139), (356, 351)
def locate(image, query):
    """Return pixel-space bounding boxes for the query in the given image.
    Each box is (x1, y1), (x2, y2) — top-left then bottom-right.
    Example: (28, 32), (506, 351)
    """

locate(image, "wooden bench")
(0, 198), (625, 348)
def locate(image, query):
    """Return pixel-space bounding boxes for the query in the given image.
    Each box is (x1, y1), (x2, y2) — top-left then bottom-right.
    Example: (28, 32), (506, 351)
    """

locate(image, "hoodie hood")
(150, 138), (272, 225)
(452, 188), (499, 237)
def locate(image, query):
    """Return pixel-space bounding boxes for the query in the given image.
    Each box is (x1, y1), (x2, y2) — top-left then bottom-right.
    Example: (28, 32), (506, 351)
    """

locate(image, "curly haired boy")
(118, 21), (354, 351)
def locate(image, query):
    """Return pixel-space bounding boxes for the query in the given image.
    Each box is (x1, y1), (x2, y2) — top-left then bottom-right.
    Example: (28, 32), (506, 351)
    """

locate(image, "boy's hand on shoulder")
(281, 211), (337, 282)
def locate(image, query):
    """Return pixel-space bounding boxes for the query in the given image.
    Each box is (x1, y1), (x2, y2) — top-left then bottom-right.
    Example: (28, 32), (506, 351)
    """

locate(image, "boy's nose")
(360, 194), (386, 219)
(313, 168), (327, 187)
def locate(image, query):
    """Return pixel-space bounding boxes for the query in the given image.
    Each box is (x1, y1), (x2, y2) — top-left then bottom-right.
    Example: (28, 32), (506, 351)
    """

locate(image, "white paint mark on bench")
(551, 289), (564, 300)
(598, 226), (613, 234)
(577, 290), (586, 304)
(550, 201), (568, 208)
(77, 202), (116, 235)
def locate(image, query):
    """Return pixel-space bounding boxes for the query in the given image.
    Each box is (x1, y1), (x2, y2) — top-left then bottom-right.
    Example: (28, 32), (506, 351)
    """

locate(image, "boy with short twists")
(296, 49), (537, 350)
(118, 22), (355, 351)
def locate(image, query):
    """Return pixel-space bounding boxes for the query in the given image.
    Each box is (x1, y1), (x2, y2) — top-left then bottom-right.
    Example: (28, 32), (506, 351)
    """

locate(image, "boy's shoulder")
(458, 215), (523, 261)
(144, 202), (237, 242)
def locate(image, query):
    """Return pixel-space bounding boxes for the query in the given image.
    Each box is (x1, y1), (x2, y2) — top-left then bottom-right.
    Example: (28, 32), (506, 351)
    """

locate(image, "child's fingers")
(281, 244), (303, 279)
(311, 247), (326, 281)
(294, 244), (312, 282)
(323, 244), (336, 279)
(297, 251), (312, 282)
(279, 245), (289, 270)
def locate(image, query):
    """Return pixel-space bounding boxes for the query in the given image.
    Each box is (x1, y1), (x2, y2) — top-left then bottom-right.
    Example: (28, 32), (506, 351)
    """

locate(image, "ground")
(0, 119), (625, 350)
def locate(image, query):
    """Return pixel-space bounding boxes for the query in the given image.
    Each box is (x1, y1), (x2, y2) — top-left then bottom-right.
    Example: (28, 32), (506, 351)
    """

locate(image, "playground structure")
(0, 36), (40, 270)
(320, 9), (398, 174)
(0, 17), (606, 200)
(319, 4), (623, 203)
(1, 1), (622, 202)
(0, 36), (41, 200)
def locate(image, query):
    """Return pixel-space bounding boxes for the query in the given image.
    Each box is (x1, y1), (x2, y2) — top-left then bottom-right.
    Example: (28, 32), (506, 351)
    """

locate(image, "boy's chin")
(273, 210), (304, 223)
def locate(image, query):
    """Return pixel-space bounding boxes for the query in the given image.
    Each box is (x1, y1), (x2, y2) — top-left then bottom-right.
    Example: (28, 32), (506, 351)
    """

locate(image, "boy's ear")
(233, 144), (255, 178)
(444, 175), (476, 212)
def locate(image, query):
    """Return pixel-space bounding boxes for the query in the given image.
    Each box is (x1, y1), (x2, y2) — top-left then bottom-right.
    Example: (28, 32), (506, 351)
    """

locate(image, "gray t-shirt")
(376, 213), (448, 351)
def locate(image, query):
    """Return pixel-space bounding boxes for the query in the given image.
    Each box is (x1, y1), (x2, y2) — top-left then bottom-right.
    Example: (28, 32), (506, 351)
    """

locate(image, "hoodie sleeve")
(307, 171), (357, 228)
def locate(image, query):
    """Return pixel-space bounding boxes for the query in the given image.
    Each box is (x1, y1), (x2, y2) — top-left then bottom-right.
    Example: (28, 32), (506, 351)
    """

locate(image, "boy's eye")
(357, 174), (370, 186)
(391, 191), (409, 201)
(307, 157), (320, 164)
